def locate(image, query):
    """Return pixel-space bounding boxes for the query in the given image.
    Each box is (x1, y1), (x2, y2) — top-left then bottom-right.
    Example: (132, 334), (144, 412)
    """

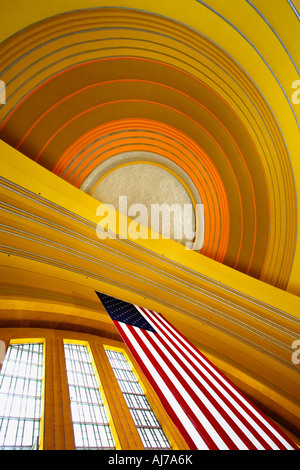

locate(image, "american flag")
(96, 292), (298, 450)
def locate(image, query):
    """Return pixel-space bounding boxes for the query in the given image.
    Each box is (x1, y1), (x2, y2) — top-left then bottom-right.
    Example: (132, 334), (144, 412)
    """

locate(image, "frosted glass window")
(105, 349), (171, 449)
(64, 343), (115, 449)
(0, 343), (44, 450)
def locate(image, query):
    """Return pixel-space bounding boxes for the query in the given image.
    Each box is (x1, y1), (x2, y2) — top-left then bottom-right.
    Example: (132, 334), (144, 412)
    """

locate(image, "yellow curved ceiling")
(0, 0), (300, 441)
(0, 0), (299, 291)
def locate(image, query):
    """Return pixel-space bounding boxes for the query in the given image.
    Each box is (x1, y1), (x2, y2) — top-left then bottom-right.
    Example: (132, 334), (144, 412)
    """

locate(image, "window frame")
(0, 338), (45, 450)
(63, 339), (121, 450)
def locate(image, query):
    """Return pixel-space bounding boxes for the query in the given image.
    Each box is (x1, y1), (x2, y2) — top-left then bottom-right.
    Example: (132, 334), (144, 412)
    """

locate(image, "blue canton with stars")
(96, 292), (156, 332)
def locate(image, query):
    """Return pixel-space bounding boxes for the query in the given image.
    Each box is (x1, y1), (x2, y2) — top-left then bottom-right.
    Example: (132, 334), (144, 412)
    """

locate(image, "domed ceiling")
(0, 1), (299, 293)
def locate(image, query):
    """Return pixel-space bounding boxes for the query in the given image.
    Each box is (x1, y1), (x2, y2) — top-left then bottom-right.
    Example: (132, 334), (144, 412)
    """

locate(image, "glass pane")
(105, 349), (171, 449)
(0, 343), (44, 450)
(64, 343), (115, 450)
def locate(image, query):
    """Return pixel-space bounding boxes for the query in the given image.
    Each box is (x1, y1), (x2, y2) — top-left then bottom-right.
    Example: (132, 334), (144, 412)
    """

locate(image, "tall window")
(105, 348), (171, 449)
(0, 342), (44, 450)
(64, 342), (116, 450)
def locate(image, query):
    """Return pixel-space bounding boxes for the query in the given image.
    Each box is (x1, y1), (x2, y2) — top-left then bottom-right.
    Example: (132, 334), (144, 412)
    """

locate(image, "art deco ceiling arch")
(0, 2), (299, 292)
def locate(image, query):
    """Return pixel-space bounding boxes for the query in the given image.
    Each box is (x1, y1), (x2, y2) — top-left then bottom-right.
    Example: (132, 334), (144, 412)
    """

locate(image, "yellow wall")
(0, 141), (299, 439)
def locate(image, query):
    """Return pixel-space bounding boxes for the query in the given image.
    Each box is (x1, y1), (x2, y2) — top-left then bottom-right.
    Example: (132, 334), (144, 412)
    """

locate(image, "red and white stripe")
(112, 305), (298, 450)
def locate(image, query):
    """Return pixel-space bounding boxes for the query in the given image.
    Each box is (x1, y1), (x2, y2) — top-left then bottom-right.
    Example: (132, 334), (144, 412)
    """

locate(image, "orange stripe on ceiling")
(2, 56), (263, 274)
(0, 47), (274, 285)
(53, 118), (231, 263)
